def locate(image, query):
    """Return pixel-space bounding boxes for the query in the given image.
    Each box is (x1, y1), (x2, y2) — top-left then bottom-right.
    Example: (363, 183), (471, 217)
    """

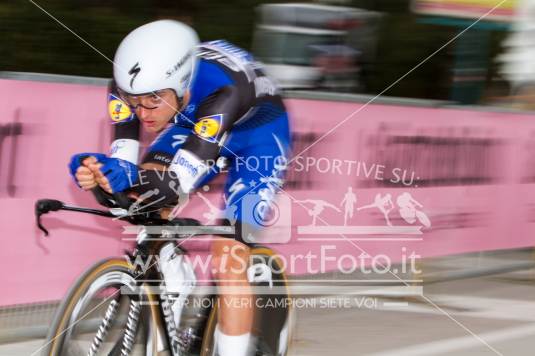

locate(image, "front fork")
(87, 298), (142, 356)
(118, 288), (173, 356)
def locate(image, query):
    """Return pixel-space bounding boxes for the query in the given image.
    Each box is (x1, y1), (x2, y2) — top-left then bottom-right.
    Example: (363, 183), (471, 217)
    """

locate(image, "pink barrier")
(1, 77), (535, 306)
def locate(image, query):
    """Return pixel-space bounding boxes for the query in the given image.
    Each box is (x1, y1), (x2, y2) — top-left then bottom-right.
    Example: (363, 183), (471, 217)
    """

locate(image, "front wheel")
(41, 258), (159, 356)
(200, 247), (294, 356)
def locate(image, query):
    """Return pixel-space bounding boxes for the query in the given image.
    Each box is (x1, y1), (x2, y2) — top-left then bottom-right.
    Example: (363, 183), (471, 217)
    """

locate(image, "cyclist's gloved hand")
(99, 157), (139, 193)
(68, 152), (108, 187)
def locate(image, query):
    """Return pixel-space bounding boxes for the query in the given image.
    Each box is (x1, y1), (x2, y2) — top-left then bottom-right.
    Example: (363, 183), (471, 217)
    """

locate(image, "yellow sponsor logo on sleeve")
(194, 114), (222, 141)
(108, 99), (132, 122)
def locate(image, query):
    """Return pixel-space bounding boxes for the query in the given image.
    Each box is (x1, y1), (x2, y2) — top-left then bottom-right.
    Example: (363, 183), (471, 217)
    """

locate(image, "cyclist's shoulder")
(193, 56), (234, 90)
(193, 40), (260, 87)
(197, 40), (255, 61)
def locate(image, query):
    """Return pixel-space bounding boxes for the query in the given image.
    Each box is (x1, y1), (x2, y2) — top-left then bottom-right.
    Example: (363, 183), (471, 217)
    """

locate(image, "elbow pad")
(110, 120), (141, 165)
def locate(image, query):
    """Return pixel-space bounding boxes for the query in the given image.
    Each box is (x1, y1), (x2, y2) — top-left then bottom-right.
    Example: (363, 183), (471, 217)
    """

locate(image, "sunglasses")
(117, 88), (180, 110)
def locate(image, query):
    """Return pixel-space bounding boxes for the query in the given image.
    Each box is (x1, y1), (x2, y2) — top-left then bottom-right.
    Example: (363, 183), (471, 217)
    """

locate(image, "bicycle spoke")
(117, 300), (141, 356)
(87, 299), (120, 356)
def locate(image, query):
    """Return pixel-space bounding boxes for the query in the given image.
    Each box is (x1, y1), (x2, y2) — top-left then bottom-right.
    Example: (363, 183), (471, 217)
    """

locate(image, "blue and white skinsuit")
(108, 40), (291, 242)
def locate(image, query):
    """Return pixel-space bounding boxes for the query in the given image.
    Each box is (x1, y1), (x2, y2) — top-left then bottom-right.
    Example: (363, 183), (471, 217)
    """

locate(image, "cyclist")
(68, 20), (290, 356)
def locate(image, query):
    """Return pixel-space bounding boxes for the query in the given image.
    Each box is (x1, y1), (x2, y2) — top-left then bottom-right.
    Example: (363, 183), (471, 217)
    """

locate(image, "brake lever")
(35, 199), (64, 236)
(37, 216), (48, 236)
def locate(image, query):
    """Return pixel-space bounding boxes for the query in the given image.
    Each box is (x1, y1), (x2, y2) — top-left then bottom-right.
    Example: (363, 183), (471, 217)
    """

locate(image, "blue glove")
(99, 157), (139, 193)
(68, 152), (108, 187)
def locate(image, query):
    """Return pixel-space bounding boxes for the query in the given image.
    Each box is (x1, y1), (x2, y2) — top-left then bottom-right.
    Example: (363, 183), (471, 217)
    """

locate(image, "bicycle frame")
(36, 190), (292, 356)
(36, 196), (217, 356)
(128, 229), (213, 356)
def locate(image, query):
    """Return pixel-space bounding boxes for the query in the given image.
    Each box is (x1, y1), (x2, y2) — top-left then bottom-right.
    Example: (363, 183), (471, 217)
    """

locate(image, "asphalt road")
(1, 256), (534, 356)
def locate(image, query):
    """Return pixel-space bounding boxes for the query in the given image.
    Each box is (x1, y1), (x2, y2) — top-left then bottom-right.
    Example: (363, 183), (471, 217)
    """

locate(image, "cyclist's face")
(119, 89), (182, 133)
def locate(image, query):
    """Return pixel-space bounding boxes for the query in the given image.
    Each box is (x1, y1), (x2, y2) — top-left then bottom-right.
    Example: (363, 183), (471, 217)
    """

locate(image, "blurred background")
(1, 1), (535, 355)
(1, 0), (532, 105)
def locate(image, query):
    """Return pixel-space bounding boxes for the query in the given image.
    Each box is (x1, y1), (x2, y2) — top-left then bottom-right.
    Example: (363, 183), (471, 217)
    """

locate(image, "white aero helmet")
(113, 20), (199, 97)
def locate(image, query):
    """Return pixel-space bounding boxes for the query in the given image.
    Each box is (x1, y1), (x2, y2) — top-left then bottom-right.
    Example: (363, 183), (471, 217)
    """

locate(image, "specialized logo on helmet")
(108, 95), (132, 123)
(128, 62), (141, 89)
(194, 114), (222, 143)
(166, 51), (192, 79)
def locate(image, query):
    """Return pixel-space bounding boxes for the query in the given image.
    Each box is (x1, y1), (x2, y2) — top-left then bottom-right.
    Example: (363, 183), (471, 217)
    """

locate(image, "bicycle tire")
(40, 258), (162, 356)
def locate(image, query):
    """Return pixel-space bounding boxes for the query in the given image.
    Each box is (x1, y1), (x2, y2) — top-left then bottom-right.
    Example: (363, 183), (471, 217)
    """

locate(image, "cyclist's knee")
(211, 238), (250, 279)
